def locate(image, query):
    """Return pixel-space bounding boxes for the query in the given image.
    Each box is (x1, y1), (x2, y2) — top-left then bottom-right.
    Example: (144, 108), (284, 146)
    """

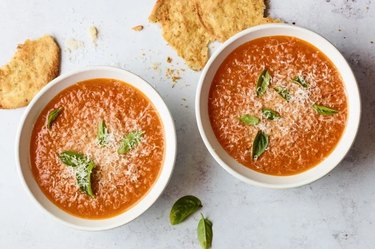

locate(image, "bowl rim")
(195, 23), (361, 189)
(15, 66), (177, 230)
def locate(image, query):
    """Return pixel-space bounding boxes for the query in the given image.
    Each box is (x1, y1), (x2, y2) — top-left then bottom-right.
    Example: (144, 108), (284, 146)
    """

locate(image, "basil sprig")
(59, 151), (95, 197)
(256, 69), (271, 96)
(47, 107), (63, 129)
(274, 86), (291, 102)
(170, 195), (202, 225)
(197, 214), (213, 249)
(262, 108), (281, 120)
(239, 114), (260, 126)
(97, 120), (109, 147)
(252, 130), (269, 160)
(312, 104), (338, 115)
(118, 131), (144, 154)
(292, 75), (309, 88)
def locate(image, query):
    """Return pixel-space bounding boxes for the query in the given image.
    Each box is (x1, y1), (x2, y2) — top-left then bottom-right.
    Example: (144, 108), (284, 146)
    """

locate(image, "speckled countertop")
(0, 0), (374, 248)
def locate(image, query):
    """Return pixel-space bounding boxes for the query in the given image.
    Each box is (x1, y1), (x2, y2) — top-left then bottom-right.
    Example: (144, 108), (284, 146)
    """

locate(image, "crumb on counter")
(151, 63), (161, 71)
(65, 39), (84, 52)
(132, 25), (144, 31)
(89, 26), (99, 45)
(166, 68), (181, 87)
(167, 57), (173, 63)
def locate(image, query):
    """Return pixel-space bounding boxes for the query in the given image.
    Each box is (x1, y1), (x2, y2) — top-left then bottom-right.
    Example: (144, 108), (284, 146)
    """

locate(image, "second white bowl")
(195, 24), (361, 189)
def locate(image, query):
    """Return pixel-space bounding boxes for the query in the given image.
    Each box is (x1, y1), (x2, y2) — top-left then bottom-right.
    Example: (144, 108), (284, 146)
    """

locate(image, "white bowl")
(195, 24), (361, 189)
(16, 66), (177, 230)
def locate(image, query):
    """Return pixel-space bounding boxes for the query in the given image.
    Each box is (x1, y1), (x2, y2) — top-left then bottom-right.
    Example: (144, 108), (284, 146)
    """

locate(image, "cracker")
(0, 35), (60, 109)
(196, 0), (279, 42)
(149, 0), (213, 71)
(149, 0), (280, 70)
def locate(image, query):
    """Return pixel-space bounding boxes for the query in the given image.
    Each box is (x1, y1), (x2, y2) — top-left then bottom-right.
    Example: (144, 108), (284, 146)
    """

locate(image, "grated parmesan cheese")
(30, 79), (165, 218)
(208, 36), (347, 175)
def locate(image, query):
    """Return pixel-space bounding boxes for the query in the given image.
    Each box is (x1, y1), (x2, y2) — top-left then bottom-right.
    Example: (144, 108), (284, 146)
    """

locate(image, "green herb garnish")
(59, 151), (95, 197)
(97, 120), (109, 147)
(197, 214), (213, 249)
(262, 108), (281, 120)
(170, 195), (202, 225)
(239, 114), (260, 126)
(118, 131), (144, 154)
(256, 69), (272, 97)
(292, 75), (309, 88)
(274, 86), (291, 102)
(59, 150), (86, 166)
(312, 104), (338, 115)
(252, 130), (269, 160)
(47, 107), (63, 129)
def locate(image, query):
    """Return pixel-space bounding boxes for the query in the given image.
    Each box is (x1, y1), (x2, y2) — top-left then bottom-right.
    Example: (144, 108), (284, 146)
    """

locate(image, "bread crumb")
(151, 63), (161, 71)
(65, 39), (84, 52)
(166, 68), (181, 86)
(132, 25), (144, 31)
(89, 26), (99, 45)
(166, 57), (172, 63)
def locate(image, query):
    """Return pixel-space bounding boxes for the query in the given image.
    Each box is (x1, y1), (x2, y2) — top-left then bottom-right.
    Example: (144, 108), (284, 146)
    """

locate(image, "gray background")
(0, 0), (374, 248)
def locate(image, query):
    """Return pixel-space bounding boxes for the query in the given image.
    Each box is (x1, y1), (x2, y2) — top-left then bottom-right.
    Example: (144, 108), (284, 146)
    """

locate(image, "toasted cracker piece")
(149, 0), (280, 70)
(0, 35), (60, 108)
(196, 0), (279, 42)
(149, 0), (213, 71)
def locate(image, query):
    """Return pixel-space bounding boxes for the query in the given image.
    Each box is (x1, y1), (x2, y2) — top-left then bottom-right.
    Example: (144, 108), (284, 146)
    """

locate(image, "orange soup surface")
(209, 36), (347, 175)
(31, 78), (164, 218)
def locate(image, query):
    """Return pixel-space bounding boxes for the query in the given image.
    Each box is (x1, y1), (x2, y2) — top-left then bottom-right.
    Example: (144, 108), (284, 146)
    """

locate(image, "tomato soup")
(208, 36), (347, 176)
(30, 78), (164, 218)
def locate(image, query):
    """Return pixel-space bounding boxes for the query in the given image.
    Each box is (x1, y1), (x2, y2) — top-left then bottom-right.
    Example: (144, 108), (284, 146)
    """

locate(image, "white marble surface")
(0, 0), (375, 248)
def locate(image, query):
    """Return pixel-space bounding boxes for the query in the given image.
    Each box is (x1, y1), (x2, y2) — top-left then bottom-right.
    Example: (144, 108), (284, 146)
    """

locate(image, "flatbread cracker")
(0, 35), (60, 109)
(149, 0), (280, 70)
(196, 0), (279, 42)
(149, 0), (213, 71)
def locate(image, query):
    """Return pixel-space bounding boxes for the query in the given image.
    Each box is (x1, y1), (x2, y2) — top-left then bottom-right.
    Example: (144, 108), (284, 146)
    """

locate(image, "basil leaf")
(262, 108), (281, 120)
(118, 131), (144, 154)
(312, 104), (338, 115)
(252, 130), (269, 160)
(197, 214), (213, 249)
(256, 69), (271, 97)
(274, 86), (291, 102)
(75, 160), (95, 198)
(97, 120), (109, 147)
(292, 75), (309, 88)
(47, 107), (63, 129)
(59, 151), (86, 167)
(59, 151), (95, 197)
(170, 195), (202, 225)
(239, 114), (260, 126)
